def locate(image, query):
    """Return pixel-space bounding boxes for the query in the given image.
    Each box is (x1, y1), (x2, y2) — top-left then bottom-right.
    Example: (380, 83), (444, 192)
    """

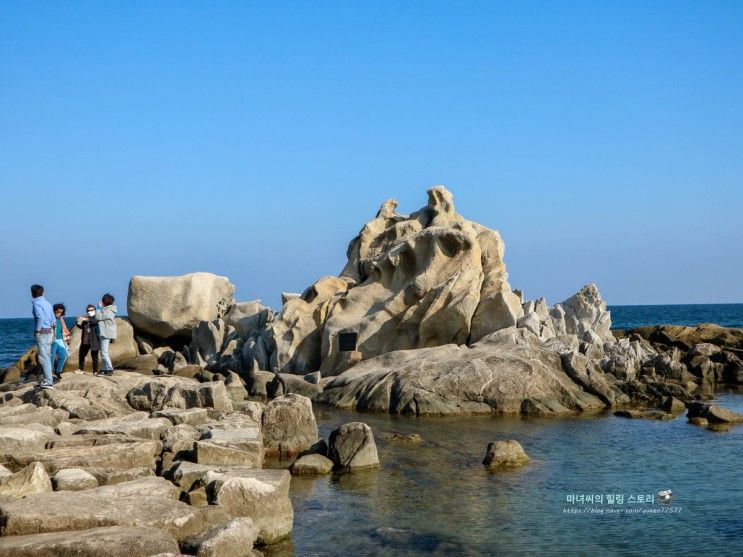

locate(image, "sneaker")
(40, 382), (55, 390)
(74, 369), (84, 375)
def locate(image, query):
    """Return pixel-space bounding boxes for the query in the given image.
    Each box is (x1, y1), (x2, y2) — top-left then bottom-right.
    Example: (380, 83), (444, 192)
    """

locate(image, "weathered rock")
(662, 396), (686, 414)
(0, 462), (52, 500)
(0, 481), (229, 541)
(318, 328), (606, 416)
(85, 467), (154, 486)
(262, 394), (318, 458)
(196, 426), (264, 468)
(550, 284), (613, 346)
(388, 432), (422, 444)
(2, 441), (160, 474)
(328, 422), (379, 471)
(687, 401), (743, 424)
(290, 454), (334, 475)
(127, 272), (235, 339)
(224, 301), (274, 339)
(0, 526), (180, 557)
(154, 407), (210, 426)
(73, 413), (172, 440)
(127, 380), (233, 413)
(52, 468), (98, 491)
(482, 440), (529, 468)
(688, 416), (709, 427)
(182, 517), (259, 557)
(206, 469), (293, 545)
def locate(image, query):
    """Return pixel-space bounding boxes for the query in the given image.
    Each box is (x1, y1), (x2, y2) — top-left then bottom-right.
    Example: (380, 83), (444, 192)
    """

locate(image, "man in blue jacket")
(31, 284), (55, 389)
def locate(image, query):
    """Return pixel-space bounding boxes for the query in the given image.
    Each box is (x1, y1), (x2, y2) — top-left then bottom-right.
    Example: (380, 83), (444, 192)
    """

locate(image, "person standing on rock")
(30, 284), (55, 389)
(75, 304), (100, 375)
(95, 293), (117, 376)
(51, 303), (71, 381)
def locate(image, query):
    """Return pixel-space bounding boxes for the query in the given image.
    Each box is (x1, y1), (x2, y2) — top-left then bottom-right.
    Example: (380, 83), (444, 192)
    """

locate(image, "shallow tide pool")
(264, 393), (743, 557)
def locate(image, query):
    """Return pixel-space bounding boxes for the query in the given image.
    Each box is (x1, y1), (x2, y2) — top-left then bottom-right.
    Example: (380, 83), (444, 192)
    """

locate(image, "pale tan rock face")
(127, 272), (235, 339)
(268, 186), (514, 375)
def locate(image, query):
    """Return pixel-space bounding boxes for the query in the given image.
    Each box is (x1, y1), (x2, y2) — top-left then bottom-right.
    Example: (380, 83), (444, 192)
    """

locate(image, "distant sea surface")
(2, 305), (742, 368)
(608, 303), (743, 330)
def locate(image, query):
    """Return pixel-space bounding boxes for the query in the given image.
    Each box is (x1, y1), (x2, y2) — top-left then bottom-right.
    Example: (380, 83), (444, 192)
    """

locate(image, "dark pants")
(79, 344), (99, 373)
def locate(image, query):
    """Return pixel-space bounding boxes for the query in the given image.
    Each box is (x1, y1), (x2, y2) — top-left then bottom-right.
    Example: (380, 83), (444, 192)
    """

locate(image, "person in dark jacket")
(75, 304), (100, 374)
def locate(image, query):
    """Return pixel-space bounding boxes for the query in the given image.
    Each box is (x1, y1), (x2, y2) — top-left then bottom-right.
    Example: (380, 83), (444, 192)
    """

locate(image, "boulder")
(262, 394), (318, 458)
(127, 380), (233, 413)
(0, 462), (52, 500)
(52, 468), (98, 491)
(687, 401), (743, 424)
(0, 526), (180, 557)
(290, 454), (334, 475)
(328, 422), (379, 471)
(482, 440), (529, 467)
(127, 273), (235, 339)
(196, 427), (264, 468)
(182, 517), (259, 557)
(206, 469), (293, 545)
(549, 284), (613, 346)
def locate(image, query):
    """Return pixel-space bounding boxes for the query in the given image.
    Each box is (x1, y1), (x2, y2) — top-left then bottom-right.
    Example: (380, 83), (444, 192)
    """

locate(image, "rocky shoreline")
(1, 186), (742, 555)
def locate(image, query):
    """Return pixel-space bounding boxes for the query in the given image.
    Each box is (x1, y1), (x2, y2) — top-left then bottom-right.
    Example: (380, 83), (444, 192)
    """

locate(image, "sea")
(1, 305), (742, 556)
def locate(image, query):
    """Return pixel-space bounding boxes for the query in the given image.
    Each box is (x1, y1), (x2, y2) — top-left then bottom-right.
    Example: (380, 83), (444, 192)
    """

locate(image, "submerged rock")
(482, 440), (529, 468)
(328, 422), (379, 471)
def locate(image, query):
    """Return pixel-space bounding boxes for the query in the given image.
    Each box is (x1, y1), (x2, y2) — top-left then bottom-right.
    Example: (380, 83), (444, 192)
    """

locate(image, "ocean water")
(609, 304), (743, 330)
(1, 307), (742, 555)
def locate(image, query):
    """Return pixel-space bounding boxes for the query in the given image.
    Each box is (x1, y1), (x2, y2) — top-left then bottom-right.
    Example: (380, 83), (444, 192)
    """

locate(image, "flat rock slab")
(74, 414), (172, 440)
(0, 526), (179, 557)
(52, 468), (98, 491)
(0, 482), (229, 541)
(154, 408), (210, 426)
(170, 462), (264, 491)
(182, 517), (258, 557)
(2, 441), (161, 474)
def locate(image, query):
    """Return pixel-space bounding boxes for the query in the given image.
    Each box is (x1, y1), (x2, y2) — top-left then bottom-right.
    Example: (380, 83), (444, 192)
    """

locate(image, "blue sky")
(1, 1), (741, 317)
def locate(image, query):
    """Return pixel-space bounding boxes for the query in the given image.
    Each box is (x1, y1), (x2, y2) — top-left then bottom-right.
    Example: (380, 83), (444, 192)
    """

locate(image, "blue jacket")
(32, 296), (55, 332)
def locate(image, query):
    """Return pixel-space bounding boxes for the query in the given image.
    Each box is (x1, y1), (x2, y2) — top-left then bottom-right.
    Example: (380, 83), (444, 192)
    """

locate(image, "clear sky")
(1, 1), (741, 317)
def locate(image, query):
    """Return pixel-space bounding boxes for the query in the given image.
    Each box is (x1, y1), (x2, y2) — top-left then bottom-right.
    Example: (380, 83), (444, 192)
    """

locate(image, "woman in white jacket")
(95, 293), (118, 376)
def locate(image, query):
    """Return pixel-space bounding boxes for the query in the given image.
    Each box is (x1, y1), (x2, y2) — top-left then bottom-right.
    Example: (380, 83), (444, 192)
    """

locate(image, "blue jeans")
(100, 337), (113, 372)
(36, 332), (54, 384)
(51, 339), (68, 373)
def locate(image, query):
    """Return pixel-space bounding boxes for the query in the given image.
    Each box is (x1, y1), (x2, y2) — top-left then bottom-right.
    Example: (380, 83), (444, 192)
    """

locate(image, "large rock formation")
(127, 272), (235, 338)
(266, 187), (517, 375)
(317, 327), (616, 416)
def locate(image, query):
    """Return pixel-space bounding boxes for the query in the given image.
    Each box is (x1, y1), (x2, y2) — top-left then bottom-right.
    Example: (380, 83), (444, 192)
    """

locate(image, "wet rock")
(182, 517), (259, 557)
(687, 401), (743, 424)
(290, 454), (334, 475)
(482, 440), (529, 468)
(662, 396), (686, 414)
(0, 526), (180, 557)
(328, 422), (379, 471)
(52, 468), (98, 491)
(262, 394), (318, 458)
(707, 423), (730, 432)
(389, 432), (422, 444)
(688, 417), (709, 427)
